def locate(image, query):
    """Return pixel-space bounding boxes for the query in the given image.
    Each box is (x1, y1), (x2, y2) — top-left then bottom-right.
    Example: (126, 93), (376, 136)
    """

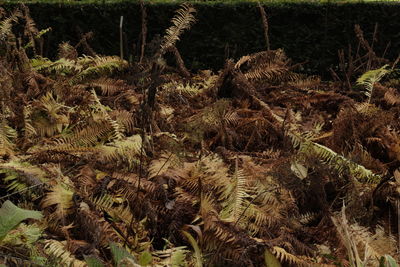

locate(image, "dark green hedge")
(2, 2), (400, 75)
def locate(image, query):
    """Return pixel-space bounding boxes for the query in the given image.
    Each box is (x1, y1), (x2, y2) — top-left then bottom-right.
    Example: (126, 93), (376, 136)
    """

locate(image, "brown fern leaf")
(288, 75), (321, 90)
(58, 42), (78, 60)
(90, 77), (133, 96)
(76, 202), (122, 248)
(272, 246), (318, 267)
(110, 172), (162, 199)
(21, 6), (37, 39)
(235, 49), (295, 83)
(110, 110), (135, 134)
(159, 3), (196, 55)
(384, 87), (400, 105)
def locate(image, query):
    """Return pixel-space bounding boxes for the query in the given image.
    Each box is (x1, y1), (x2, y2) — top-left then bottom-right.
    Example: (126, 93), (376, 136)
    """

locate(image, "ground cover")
(0, 3), (400, 267)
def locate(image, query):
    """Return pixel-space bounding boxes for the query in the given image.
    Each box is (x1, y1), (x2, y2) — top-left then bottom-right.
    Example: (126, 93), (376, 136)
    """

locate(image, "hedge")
(2, 1), (400, 75)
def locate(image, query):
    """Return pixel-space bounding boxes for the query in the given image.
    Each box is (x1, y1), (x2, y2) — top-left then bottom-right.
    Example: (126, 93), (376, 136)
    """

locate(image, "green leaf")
(171, 248), (187, 267)
(264, 248), (282, 267)
(109, 242), (135, 266)
(0, 200), (42, 241)
(138, 251), (152, 266)
(384, 255), (399, 267)
(85, 256), (105, 267)
(181, 230), (202, 267)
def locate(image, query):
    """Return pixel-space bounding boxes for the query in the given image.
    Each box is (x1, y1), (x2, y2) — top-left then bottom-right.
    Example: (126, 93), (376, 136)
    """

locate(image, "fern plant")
(357, 65), (390, 103)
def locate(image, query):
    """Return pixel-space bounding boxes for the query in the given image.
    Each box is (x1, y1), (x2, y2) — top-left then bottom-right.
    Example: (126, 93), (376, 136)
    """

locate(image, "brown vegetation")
(0, 3), (400, 267)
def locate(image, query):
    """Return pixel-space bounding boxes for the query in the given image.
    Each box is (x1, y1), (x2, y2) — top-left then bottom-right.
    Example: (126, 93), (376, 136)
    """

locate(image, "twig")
(120, 16), (124, 59)
(258, 2), (270, 50)
(169, 46), (191, 78)
(139, 0), (147, 64)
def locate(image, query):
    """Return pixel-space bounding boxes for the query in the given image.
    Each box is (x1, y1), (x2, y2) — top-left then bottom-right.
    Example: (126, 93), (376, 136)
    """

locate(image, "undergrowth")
(0, 3), (400, 267)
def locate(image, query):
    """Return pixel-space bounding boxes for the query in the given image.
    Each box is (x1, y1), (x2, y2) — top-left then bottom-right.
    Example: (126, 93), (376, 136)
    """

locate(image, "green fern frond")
(153, 246), (189, 267)
(32, 57), (80, 75)
(357, 65), (390, 103)
(71, 56), (128, 84)
(291, 133), (382, 183)
(0, 160), (47, 195)
(23, 27), (51, 50)
(220, 159), (248, 222)
(92, 89), (125, 140)
(303, 141), (381, 183)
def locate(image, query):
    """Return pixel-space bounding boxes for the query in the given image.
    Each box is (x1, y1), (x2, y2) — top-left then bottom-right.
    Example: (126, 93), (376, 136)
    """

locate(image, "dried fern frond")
(148, 151), (182, 178)
(160, 81), (202, 100)
(176, 154), (231, 197)
(331, 205), (397, 267)
(272, 246), (316, 267)
(97, 134), (143, 168)
(111, 172), (159, 198)
(29, 92), (70, 137)
(91, 77), (133, 96)
(159, 3), (196, 55)
(288, 76), (321, 90)
(0, 120), (17, 157)
(0, 9), (21, 40)
(384, 87), (400, 105)
(41, 181), (74, 221)
(57, 42), (77, 60)
(110, 110), (135, 134)
(235, 49), (295, 83)
(44, 240), (87, 267)
(58, 120), (112, 148)
(91, 89), (125, 140)
(220, 159), (249, 222)
(77, 202), (122, 247)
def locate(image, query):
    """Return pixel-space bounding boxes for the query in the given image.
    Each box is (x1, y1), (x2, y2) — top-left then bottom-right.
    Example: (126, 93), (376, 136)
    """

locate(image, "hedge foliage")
(3, 1), (400, 74)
